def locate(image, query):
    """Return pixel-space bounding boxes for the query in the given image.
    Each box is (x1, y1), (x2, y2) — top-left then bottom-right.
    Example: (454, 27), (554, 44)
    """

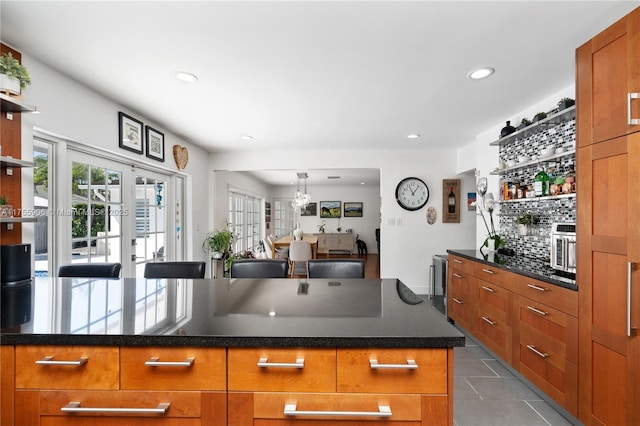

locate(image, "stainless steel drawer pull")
(36, 356), (88, 366)
(284, 403), (392, 417)
(481, 268), (495, 275)
(257, 357), (304, 368)
(369, 358), (418, 369)
(453, 298), (463, 304)
(526, 345), (549, 359)
(61, 401), (170, 414)
(482, 316), (496, 325)
(453, 273), (463, 278)
(526, 306), (548, 316)
(627, 93), (639, 125)
(481, 286), (496, 293)
(145, 357), (195, 367)
(453, 259), (463, 264)
(526, 283), (548, 292)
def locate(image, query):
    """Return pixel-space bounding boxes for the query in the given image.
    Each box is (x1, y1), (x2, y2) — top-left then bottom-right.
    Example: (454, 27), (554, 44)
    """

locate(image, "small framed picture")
(320, 201), (341, 218)
(118, 112), (143, 154)
(300, 202), (317, 216)
(343, 202), (363, 217)
(145, 126), (165, 162)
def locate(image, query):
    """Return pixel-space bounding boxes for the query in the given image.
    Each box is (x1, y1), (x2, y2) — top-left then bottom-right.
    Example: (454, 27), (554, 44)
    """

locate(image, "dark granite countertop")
(1, 277), (465, 348)
(447, 249), (577, 291)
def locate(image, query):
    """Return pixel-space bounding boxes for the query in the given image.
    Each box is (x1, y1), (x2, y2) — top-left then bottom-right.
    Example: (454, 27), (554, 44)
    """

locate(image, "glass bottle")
(534, 169), (549, 197)
(448, 186), (456, 213)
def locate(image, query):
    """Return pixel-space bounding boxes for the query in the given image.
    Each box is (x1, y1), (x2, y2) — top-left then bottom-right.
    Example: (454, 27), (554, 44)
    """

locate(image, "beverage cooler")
(1, 244), (32, 328)
(430, 254), (448, 317)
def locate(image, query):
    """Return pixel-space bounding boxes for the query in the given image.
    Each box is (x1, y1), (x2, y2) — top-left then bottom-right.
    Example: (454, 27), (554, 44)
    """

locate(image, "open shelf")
(499, 193), (576, 203)
(0, 93), (36, 113)
(489, 106), (576, 147)
(489, 149), (575, 175)
(0, 155), (35, 168)
(0, 217), (39, 223)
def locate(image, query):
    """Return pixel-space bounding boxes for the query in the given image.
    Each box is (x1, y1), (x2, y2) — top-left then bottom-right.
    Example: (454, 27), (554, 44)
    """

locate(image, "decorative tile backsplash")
(495, 116), (576, 261)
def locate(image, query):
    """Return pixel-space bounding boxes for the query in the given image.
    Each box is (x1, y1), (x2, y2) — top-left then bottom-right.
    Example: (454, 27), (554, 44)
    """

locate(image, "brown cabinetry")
(447, 253), (579, 417)
(228, 347), (452, 425)
(12, 345), (226, 425)
(576, 6), (640, 425)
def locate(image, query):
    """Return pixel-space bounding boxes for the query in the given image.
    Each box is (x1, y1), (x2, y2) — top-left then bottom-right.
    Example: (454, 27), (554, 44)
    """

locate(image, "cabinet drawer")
(475, 310), (512, 363)
(474, 262), (513, 287)
(121, 347), (226, 391)
(15, 345), (119, 390)
(228, 348), (336, 392)
(449, 268), (474, 299)
(448, 255), (474, 274)
(38, 390), (202, 417)
(337, 349), (448, 394)
(477, 279), (511, 322)
(253, 392), (422, 421)
(448, 292), (473, 331)
(515, 296), (578, 364)
(512, 275), (578, 317)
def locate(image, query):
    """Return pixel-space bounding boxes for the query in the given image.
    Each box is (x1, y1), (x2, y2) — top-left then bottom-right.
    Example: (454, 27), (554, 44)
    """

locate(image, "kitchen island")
(1, 277), (464, 425)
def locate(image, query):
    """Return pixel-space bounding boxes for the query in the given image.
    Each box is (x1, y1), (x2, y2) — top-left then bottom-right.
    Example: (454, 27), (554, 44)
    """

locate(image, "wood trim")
(0, 346), (14, 425)
(576, 41), (593, 148)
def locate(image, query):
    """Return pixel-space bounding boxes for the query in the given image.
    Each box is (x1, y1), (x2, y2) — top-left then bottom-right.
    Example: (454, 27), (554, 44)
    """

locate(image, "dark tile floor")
(453, 329), (580, 426)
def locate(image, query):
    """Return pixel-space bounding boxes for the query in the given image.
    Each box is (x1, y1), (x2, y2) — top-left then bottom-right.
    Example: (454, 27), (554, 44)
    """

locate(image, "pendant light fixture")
(291, 172), (311, 212)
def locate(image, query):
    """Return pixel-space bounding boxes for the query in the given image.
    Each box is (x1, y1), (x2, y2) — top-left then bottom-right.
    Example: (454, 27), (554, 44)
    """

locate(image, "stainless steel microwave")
(550, 223), (576, 274)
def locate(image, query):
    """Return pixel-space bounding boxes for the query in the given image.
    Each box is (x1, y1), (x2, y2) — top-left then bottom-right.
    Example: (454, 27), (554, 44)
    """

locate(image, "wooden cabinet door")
(577, 132), (640, 425)
(576, 7), (640, 147)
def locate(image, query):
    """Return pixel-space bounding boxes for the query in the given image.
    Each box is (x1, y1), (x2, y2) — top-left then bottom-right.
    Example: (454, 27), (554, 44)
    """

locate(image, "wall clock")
(395, 177), (429, 211)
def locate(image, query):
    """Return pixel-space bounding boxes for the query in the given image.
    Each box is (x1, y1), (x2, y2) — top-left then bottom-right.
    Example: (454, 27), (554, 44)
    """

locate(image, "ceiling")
(1, 1), (637, 186)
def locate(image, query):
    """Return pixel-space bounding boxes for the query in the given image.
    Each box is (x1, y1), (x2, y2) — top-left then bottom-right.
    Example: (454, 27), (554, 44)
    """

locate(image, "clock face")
(396, 177), (429, 211)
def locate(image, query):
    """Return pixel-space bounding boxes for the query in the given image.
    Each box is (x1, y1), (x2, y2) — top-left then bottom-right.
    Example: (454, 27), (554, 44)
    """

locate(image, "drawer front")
(474, 262), (513, 287)
(38, 390), (202, 417)
(448, 291), (474, 331)
(449, 268), (474, 300)
(515, 296), (578, 364)
(477, 279), (511, 322)
(512, 275), (578, 317)
(15, 345), (119, 390)
(228, 348), (336, 392)
(475, 309), (512, 363)
(253, 392), (422, 421)
(337, 349), (448, 394)
(448, 255), (474, 274)
(516, 341), (578, 416)
(121, 347), (226, 391)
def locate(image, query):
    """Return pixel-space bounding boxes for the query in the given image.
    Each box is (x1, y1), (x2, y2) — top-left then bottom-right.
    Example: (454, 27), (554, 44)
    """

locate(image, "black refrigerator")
(430, 254), (448, 317)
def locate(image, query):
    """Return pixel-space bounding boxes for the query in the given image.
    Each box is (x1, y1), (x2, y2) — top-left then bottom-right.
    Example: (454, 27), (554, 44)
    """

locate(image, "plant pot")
(0, 205), (14, 218)
(0, 74), (21, 96)
(212, 252), (224, 260)
(518, 224), (528, 236)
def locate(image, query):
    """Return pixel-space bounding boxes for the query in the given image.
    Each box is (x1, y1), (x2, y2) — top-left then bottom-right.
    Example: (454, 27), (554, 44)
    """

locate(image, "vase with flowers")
(478, 193), (505, 253)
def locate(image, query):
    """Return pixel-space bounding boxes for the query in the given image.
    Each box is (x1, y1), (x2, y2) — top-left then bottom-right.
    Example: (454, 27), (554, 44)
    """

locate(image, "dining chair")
(288, 241), (312, 278)
(229, 259), (289, 278)
(307, 259), (365, 279)
(58, 262), (122, 278)
(266, 235), (288, 259)
(143, 261), (206, 279)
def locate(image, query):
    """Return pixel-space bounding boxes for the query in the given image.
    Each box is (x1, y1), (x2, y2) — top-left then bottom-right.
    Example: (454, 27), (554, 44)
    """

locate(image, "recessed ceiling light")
(467, 67), (495, 80)
(175, 72), (198, 83)
(240, 135), (253, 141)
(407, 134), (421, 139)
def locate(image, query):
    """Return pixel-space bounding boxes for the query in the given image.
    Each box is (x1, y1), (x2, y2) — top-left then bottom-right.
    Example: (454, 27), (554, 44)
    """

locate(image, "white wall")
(17, 54), (212, 264)
(210, 148), (476, 294)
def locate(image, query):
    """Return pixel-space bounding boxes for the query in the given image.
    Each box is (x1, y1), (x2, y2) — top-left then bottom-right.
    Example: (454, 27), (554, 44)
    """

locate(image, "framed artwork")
(300, 202), (317, 216)
(319, 201), (341, 218)
(467, 192), (477, 211)
(443, 179), (461, 223)
(343, 202), (363, 217)
(145, 126), (165, 162)
(118, 112), (143, 154)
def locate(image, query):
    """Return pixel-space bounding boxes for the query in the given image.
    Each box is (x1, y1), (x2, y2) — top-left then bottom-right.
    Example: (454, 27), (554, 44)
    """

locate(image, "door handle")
(284, 403), (392, 417)
(62, 401), (170, 414)
(628, 262), (638, 337)
(627, 93), (639, 125)
(257, 357), (304, 368)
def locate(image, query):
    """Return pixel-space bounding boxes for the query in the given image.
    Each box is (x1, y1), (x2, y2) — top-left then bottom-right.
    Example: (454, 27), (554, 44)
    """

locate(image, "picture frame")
(443, 179), (461, 223)
(343, 202), (363, 217)
(145, 126), (165, 162)
(118, 112), (144, 154)
(319, 201), (341, 218)
(300, 202), (317, 216)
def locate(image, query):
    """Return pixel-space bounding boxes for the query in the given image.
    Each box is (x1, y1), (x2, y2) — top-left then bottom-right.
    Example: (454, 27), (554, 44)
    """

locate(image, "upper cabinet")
(576, 8), (640, 146)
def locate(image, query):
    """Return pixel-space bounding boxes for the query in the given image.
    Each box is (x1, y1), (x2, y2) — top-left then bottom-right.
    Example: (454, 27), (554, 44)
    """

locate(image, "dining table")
(272, 234), (318, 259)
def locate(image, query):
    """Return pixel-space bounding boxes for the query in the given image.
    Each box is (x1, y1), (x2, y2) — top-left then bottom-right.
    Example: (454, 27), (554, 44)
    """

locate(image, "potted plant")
(558, 97), (575, 111)
(203, 223), (234, 259)
(515, 213), (539, 236)
(0, 194), (13, 218)
(532, 112), (547, 123)
(0, 52), (31, 96)
(517, 117), (532, 130)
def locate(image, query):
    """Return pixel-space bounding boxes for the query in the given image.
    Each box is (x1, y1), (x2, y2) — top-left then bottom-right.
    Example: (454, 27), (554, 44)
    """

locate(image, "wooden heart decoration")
(173, 145), (189, 170)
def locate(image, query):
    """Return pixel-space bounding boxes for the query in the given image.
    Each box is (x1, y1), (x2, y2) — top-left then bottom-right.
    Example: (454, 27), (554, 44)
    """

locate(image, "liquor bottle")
(448, 186), (456, 213)
(534, 169), (549, 196)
